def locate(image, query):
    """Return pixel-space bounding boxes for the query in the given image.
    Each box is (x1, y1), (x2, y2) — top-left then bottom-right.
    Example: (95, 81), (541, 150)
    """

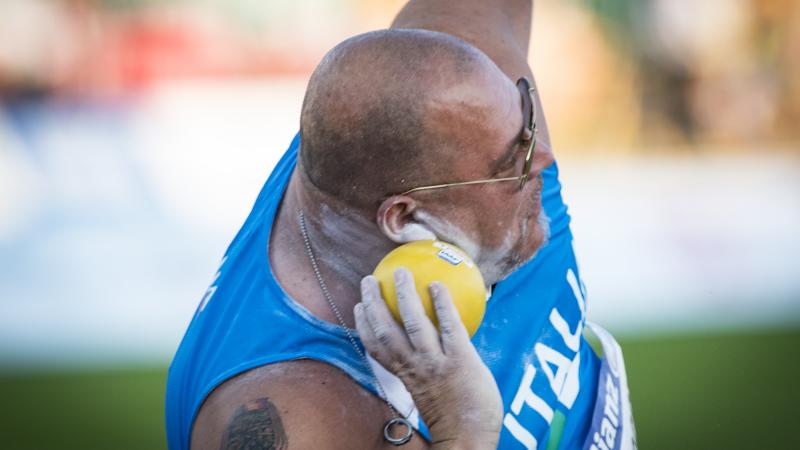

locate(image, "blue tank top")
(166, 133), (633, 450)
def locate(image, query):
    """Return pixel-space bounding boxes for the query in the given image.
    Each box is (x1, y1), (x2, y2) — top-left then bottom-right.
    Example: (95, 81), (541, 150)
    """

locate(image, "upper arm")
(191, 360), (430, 450)
(391, 0), (534, 81)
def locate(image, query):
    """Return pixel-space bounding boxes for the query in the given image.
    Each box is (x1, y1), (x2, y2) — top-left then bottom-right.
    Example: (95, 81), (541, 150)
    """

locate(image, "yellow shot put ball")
(372, 240), (487, 337)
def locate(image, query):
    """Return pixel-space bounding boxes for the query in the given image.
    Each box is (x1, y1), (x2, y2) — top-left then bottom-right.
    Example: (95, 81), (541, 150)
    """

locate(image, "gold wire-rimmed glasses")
(399, 77), (538, 196)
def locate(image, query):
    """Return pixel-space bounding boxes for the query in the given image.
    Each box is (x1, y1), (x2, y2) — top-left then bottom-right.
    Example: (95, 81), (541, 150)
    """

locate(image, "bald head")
(299, 29), (515, 211)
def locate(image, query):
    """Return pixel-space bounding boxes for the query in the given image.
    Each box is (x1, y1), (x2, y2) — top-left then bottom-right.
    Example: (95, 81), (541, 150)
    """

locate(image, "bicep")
(215, 396), (289, 449)
(391, 0), (533, 81)
(191, 360), (430, 450)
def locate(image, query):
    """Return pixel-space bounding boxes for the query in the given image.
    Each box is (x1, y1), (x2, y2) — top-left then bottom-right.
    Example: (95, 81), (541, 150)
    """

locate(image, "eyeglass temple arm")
(400, 79), (544, 197)
(399, 176), (522, 196)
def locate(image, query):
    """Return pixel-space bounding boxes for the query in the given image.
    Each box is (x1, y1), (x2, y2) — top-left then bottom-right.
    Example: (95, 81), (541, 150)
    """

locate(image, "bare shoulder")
(191, 359), (429, 450)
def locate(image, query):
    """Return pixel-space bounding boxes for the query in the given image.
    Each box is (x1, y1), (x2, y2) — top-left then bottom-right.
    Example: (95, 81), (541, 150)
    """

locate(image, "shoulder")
(191, 359), (429, 450)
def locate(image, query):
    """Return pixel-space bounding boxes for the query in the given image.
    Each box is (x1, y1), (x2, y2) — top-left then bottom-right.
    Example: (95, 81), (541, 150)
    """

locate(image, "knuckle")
(389, 353), (413, 374)
(365, 347), (382, 361)
(389, 359), (407, 374)
(410, 359), (445, 382)
(373, 326), (392, 345)
(396, 288), (409, 303)
(403, 319), (422, 336)
(430, 362), (449, 379)
(435, 313), (451, 327)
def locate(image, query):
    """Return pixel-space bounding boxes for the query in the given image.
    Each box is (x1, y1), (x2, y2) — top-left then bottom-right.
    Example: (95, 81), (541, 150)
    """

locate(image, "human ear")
(376, 196), (437, 243)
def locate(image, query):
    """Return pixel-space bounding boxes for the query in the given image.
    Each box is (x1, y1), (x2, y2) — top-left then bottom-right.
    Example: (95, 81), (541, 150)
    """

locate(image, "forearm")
(391, 0), (533, 79)
(393, 0), (532, 52)
(390, 0), (552, 148)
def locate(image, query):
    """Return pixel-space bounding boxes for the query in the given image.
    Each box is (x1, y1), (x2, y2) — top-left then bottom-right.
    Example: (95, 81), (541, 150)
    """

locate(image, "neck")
(270, 168), (396, 328)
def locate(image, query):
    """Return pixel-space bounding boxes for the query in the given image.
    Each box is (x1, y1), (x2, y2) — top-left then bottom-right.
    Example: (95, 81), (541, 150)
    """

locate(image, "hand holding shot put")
(355, 269), (502, 449)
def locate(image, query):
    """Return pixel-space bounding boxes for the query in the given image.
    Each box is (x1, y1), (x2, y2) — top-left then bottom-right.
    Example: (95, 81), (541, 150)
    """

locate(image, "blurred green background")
(3, 328), (798, 450)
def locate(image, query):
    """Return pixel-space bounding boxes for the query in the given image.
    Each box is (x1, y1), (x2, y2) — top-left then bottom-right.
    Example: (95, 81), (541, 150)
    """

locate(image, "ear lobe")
(377, 196), (437, 243)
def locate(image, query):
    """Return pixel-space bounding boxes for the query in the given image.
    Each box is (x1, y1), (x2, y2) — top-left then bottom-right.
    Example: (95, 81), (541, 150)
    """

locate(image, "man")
(166, 1), (636, 449)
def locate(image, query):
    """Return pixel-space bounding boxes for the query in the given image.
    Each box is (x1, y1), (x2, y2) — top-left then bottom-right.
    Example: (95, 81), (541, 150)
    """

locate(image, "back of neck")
(269, 168), (394, 328)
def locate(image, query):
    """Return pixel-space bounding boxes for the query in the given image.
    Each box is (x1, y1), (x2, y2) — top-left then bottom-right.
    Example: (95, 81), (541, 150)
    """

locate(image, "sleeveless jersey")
(165, 133), (635, 450)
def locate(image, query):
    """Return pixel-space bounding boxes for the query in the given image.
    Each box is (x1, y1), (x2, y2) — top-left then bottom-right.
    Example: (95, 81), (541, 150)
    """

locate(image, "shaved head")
(284, 28), (555, 286)
(299, 29), (512, 211)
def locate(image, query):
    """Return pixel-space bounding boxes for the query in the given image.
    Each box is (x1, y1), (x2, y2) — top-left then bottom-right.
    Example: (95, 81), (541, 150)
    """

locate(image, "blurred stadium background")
(1, 0), (798, 449)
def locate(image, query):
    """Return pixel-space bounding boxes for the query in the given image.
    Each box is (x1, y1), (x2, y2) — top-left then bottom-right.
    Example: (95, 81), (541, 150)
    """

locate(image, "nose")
(531, 138), (555, 175)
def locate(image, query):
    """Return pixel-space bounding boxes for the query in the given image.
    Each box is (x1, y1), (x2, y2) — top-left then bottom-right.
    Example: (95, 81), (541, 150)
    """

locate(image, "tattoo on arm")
(220, 397), (288, 450)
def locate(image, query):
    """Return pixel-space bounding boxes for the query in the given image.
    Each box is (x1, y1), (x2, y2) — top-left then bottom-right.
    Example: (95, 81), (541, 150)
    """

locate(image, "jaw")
(474, 234), (518, 285)
(477, 209), (551, 285)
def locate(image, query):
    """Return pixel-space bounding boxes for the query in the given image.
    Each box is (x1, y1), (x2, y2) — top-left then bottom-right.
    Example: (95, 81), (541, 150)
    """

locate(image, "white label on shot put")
(437, 248), (464, 266)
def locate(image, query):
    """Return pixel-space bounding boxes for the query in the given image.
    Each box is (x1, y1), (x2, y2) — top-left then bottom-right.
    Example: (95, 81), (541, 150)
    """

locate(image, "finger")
(360, 276), (413, 358)
(354, 303), (394, 366)
(429, 281), (471, 355)
(394, 268), (440, 354)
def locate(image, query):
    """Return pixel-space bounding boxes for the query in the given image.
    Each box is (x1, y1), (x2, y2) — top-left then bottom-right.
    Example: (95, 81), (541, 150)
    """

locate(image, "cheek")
(474, 200), (522, 246)
(447, 190), (527, 248)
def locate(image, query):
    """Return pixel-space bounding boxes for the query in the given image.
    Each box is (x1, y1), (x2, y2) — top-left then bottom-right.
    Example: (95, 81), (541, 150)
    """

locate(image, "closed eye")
(490, 140), (526, 175)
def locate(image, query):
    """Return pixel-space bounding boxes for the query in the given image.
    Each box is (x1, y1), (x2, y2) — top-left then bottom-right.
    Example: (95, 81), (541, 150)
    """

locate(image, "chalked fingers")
(394, 268), (440, 354)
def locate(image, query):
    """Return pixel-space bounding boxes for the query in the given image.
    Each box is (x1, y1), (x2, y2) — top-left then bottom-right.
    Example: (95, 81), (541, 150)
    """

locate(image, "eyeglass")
(399, 77), (538, 196)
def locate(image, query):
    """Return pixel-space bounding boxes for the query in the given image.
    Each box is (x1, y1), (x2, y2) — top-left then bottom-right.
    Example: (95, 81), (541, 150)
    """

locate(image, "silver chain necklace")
(298, 211), (414, 446)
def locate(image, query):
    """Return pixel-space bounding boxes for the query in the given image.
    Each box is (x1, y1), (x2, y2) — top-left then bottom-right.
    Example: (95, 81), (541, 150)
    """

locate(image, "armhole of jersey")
(583, 324), (605, 359)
